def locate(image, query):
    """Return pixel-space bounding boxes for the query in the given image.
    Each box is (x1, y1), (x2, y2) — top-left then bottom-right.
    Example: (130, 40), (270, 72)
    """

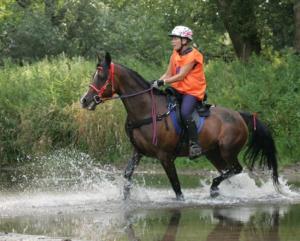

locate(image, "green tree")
(215, 0), (261, 61)
(0, 0), (297, 62)
(214, 0), (295, 60)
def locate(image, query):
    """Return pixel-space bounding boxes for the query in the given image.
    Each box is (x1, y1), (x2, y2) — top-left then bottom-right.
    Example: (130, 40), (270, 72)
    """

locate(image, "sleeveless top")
(170, 48), (206, 100)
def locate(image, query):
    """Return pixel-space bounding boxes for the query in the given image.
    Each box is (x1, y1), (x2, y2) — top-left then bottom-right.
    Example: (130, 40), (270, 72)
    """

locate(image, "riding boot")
(185, 118), (202, 159)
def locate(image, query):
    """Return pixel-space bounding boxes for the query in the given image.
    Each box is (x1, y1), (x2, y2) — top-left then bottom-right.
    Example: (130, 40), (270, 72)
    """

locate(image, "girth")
(125, 104), (176, 152)
(126, 111), (171, 130)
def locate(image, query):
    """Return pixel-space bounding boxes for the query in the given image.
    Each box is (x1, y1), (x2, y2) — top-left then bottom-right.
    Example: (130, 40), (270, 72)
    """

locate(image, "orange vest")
(170, 48), (206, 100)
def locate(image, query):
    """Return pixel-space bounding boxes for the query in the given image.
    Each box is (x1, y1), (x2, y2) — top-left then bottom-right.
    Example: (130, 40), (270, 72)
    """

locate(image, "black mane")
(119, 64), (164, 95)
(120, 64), (150, 88)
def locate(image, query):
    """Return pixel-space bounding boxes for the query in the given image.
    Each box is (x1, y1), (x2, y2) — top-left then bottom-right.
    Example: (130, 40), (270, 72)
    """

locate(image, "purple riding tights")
(181, 94), (198, 121)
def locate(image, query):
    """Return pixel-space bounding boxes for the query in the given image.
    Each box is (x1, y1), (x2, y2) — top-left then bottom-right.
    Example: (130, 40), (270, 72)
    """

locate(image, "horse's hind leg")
(160, 157), (184, 201)
(206, 150), (242, 197)
(123, 149), (142, 200)
(210, 161), (242, 197)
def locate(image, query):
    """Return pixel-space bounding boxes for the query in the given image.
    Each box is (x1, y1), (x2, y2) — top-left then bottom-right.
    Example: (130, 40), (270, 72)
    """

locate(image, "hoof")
(176, 193), (185, 201)
(210, 188), (219, 198)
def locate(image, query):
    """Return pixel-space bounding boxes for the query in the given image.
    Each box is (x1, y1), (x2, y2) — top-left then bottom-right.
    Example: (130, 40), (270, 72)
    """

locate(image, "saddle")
(165, 87), (211, 124)
(164, 87), (212, 155)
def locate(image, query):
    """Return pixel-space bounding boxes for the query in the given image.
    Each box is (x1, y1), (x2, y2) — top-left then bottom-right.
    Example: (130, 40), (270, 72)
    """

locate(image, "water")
(1, 150), (300, 241)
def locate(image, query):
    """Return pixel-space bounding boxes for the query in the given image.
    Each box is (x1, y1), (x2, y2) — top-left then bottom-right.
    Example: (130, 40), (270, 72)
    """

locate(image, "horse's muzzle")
(93, 95), (102, 104)
(80, 96), (90, 108)
(80, 94), (102, 110)
(87, 101), (97, 110)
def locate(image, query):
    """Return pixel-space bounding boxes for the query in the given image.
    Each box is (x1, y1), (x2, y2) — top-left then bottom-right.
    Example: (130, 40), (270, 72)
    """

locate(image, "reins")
(100, 86), (154, 101)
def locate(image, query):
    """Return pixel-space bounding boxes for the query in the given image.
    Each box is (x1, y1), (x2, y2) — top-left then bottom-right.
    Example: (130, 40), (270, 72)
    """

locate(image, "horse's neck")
(116, 69), (167, 121)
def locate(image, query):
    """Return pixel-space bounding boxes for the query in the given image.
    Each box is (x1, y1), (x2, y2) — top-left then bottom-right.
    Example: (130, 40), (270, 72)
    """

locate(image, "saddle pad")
(170, 109), (205, 135)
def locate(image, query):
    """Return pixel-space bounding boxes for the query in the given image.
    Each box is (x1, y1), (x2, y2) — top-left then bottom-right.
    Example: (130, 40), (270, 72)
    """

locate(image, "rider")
(153, 25), (207, 159)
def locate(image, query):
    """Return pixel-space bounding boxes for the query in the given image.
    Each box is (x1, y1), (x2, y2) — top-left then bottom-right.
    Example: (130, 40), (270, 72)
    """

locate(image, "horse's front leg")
(123, 149), (142, 200)
(160, 156), (184, 201)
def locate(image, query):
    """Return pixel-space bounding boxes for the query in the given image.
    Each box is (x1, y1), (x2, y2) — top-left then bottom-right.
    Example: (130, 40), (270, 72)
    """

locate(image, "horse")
(80, 52), (279, 200)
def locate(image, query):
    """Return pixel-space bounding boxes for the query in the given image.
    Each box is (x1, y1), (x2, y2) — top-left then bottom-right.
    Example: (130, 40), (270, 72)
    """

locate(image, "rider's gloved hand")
(152, 79), (165, 88)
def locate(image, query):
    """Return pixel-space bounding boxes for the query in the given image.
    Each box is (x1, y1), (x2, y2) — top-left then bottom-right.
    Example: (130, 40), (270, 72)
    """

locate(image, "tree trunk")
(216, 0), (261, 61)
(294, 1), (300, 53)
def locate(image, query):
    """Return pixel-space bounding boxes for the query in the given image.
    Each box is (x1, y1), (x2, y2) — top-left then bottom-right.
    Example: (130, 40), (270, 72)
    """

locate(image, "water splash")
(128, 175), (300, 208)
(1, 149), (300, 217)
(5, 149), (122, 192)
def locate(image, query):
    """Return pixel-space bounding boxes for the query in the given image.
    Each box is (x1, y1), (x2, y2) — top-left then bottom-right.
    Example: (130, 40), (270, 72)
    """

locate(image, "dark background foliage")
(0, 0), (299, 167)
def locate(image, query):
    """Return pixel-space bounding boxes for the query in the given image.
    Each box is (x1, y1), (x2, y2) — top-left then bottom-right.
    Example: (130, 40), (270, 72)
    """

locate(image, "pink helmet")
(169, 26), (193, 40)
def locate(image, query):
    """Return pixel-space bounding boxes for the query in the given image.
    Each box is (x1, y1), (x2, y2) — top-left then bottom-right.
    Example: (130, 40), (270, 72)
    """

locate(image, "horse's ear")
(105, 52), (111, 66)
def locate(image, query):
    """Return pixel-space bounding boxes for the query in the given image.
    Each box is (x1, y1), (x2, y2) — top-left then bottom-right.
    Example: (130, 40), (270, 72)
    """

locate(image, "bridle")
(89, 63), (153, 104)
(89, 63), (116, 104)
(87, 62), (159, 145)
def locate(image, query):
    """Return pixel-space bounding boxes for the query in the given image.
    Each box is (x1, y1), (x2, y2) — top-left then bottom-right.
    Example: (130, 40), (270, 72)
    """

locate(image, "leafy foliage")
(206, 51), (300, 163)
(0, 53), (299, 165)
(0, 0), (299, 166)
(1, 0), (296, 63)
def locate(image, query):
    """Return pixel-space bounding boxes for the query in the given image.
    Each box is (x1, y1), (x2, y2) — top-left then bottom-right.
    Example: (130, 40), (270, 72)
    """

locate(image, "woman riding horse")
(153, 26), (206, 160)
(80, 52), (279, 201)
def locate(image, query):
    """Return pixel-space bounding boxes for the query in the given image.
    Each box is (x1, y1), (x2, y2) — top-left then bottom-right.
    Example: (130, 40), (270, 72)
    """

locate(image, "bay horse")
(80, 52), (279, 200)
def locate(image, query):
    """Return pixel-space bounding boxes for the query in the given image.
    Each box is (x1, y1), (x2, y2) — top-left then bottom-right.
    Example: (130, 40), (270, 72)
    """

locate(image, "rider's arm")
(162, 61), (195, 84)
(159, 60), (172, 80)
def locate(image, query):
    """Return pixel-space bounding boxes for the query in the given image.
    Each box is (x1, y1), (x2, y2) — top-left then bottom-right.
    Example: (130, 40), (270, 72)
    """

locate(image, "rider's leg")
(181, 95), (202, 159)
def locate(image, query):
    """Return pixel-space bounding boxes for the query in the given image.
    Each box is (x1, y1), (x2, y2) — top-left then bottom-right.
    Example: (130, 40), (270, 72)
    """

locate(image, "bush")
(0, 55), (91, 163)
(206, 52), (300, 164)
(0, 52), (299, 166)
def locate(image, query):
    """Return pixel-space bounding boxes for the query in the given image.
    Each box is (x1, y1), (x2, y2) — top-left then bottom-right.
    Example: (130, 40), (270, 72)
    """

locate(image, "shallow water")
(1, 150), (300, 241)
(2, 203), (300, 241)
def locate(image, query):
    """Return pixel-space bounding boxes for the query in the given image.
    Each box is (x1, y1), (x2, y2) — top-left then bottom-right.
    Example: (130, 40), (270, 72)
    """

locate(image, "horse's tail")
(239, 112), (279, 185)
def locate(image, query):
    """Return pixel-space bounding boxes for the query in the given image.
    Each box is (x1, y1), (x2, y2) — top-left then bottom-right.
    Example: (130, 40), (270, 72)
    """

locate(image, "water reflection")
(242, 208), (280, 241)
(123, 206), (285, 241)
(208, 207), (280, 241)
(125, 209), (181, 241)
(0, 204), (300, 241)
(206, 209), (244, 241)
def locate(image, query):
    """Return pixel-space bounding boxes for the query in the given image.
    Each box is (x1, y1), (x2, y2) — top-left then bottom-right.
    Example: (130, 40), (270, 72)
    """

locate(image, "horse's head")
(80, 52), (115, 110)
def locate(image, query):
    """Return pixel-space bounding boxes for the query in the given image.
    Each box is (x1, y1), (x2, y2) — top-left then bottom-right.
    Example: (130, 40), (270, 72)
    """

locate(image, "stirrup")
(189, 143), (202, 159)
